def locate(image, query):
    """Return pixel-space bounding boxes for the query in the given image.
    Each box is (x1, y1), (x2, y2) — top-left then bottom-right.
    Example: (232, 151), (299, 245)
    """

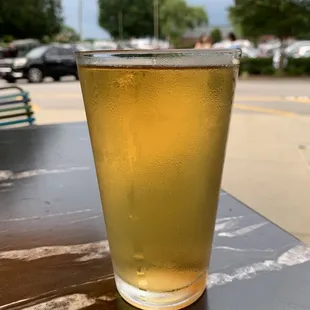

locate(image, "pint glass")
(76, 49), (240, 309)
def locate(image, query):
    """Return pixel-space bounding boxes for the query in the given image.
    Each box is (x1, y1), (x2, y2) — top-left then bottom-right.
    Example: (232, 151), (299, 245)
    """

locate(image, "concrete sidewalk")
(35, 109), (86, 125)
(223, 113), (310, 245)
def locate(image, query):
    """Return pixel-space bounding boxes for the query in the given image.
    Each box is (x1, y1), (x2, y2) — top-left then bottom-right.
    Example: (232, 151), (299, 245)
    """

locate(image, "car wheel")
(28, 68), (43, 83)
(52, 76), (61, 82)
(5, 77), (16, 84)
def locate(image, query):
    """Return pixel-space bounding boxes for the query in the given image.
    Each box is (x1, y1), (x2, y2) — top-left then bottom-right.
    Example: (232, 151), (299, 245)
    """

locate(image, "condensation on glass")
(76, 49), (241, 310)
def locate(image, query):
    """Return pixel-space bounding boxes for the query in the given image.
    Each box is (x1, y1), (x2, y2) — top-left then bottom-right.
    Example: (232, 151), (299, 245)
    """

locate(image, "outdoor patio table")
(0, 123), (310, 310)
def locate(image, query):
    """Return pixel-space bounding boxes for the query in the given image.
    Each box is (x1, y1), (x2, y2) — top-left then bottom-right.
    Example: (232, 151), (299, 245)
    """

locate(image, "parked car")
(258, 40), (281, 57)
(0, 46), (14, 59)
(292, 46), (310, 58)
(9, 39), (41, 57)
(301, 50), (310, 58)
(285, 41), (310, 57)
(116, 41), (134, 50)
(0, 44), (78, 83)
(273, 41), (310, 68)
(93, 40), (118, 50)
(241, 47), (262, 58)
(0, 39), (41, 59)
(72, 42), (94, 52)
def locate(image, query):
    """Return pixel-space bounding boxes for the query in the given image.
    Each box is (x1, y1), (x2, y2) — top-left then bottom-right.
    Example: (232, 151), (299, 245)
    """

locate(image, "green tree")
(159, 0), (208, 45)
(210, 28), (222, 44)
(228, 0), (243, 37)
(55, 25), (81, 43)
(98, 0), (153, 39)
(228, 0), (310, 49)
(98, 0), (208, 43)
(0, 0), (63, 40)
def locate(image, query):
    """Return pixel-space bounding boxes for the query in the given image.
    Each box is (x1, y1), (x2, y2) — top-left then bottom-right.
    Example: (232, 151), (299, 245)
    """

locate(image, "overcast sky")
(63, 0), (233, 39)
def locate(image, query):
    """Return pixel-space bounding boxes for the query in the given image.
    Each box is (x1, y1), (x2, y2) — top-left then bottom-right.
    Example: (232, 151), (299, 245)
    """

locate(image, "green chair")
(0, 86), (35, 127)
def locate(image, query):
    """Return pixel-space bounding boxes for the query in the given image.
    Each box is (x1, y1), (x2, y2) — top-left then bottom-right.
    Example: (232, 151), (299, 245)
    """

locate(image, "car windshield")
(26, 46), (48, 58)
(16, 49), (31, 57)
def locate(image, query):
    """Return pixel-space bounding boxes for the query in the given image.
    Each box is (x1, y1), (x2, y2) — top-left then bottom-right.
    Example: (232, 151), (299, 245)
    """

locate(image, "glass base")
(115, 273), (206, 310)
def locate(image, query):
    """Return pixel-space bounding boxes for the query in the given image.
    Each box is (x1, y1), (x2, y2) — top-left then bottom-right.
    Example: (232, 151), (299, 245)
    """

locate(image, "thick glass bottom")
(115, 272), (206, 310)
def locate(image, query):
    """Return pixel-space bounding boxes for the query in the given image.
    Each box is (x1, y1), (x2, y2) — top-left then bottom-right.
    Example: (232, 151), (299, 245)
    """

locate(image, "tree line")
(0, 0), (208, 44)
(0, 0), (63, 41)
(2, 0), (310, 46)
(228, 0), (310, 42)
(98, 0), (207, 44)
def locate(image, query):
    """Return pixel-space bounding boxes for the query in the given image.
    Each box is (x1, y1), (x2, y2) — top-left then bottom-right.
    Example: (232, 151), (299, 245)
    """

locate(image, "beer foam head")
(76, 49), (242, 68)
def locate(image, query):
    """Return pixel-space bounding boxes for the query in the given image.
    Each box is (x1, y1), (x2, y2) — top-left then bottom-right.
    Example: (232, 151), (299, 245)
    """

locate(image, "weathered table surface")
(1, 123), (310, 310)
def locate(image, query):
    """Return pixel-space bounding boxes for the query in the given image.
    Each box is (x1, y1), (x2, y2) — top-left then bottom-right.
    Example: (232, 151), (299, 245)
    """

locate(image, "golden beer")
(77, 50), (239, 310)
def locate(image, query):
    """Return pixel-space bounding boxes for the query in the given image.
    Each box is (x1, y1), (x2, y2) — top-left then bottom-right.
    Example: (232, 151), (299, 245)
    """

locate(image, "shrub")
(284, 58), (310, 76)
(2, 35), (14, 43)
(239, 57), (310, 76)
(239, 58), (274, 75)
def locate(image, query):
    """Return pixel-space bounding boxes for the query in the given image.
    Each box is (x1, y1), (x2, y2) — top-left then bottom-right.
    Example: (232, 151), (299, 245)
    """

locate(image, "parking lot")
(2, 77), (310, 120)
(1, 77), (310, 245)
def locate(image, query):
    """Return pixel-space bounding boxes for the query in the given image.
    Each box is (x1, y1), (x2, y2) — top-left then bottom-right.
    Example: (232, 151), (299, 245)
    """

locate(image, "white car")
(273, 41), (310, 67)
(93, 41), (118, 50)
(285, 41), (310, 56)
(294, 46), (310, 58)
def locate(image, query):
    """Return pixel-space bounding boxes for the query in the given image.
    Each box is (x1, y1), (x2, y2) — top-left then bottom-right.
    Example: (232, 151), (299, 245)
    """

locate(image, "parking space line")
(235, 96), (283, 102)
(31, 104), (40, 111)
(236, 96), (310, 105)
(285, 96), (310, 104)
(233, 103), (297, 117)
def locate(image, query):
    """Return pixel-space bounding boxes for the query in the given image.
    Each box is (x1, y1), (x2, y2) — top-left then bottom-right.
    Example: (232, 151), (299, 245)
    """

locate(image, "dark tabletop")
(0, 123), (310, 310)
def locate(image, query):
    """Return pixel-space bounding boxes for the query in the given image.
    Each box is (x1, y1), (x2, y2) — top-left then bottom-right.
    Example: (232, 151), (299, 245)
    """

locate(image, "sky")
(63, 0), (233, 39)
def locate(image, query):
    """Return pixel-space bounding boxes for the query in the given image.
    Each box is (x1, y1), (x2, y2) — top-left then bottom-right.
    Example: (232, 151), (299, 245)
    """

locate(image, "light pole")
(153, 0), (159, 40)
(78, 0), (83, 41)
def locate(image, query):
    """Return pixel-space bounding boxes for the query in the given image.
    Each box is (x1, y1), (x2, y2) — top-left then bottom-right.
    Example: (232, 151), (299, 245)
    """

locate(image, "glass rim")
(76, 48), (241, 57)
(76, 48), (242, 67)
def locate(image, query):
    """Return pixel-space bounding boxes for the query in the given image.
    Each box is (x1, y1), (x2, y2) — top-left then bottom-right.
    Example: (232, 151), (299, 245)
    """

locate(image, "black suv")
(0, 44), (78, 83)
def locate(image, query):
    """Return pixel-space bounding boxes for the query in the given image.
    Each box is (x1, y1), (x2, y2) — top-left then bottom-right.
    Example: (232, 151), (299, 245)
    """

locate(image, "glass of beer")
(76, 49), (241, 310)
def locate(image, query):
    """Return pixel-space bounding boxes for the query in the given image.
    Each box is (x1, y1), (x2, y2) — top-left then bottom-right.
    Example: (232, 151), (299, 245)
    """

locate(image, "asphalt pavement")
(1, 77), (310, 245)
(3, 77), (310, 118)
(234, 79), (310, 116)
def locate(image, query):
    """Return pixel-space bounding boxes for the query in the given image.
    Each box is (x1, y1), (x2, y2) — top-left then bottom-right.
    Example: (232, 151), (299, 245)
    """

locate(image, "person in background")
(195, 34), (212, 49)
(227, 32), (240, 49)
(227, 32), (237, 43)
(212, 31), (241, 49)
